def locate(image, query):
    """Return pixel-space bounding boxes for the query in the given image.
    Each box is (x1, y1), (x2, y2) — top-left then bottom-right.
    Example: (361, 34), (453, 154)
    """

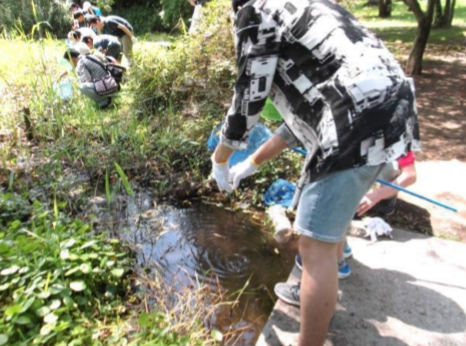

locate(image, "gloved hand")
(131, 36), (138, 43)
(229, 158), (259, 190)
(211, 155), (233, 193)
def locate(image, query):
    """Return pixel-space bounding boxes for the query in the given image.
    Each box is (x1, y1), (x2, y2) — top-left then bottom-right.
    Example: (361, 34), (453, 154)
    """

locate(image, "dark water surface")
(91, 193), (297, 344)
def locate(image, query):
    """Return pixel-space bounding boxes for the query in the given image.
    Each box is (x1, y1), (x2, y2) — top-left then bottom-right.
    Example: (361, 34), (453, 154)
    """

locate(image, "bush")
(112, 4), (164, 35)
(160, 0), (193, 31)
(0, 0), (71, 38)
(131, 0), (235, 111)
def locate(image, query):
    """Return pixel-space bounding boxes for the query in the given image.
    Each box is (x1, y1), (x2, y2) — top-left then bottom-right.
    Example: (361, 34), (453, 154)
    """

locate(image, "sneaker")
(343, 242), (353, 259)
(274, 282), (300, 307)
(295, 254), (302, 271)
(338, 259), (352, 279)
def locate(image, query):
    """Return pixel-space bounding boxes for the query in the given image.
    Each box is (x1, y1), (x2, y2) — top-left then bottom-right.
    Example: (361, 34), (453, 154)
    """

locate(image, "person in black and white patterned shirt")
(211, 1), (421, 345)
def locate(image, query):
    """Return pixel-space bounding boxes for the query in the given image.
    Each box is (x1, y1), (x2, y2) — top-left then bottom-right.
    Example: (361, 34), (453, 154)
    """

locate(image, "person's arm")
(214, 6), (280, 164)
(187, 0), (196, 6)
(76, 59), (92, 83)
(357, 164), (417, 216)
(117, 23), (133, 39)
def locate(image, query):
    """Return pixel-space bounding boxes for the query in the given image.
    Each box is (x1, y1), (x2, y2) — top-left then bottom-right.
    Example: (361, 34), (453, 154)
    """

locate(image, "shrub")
(0, 0), (71, 38)
(131, 0), (235, 112)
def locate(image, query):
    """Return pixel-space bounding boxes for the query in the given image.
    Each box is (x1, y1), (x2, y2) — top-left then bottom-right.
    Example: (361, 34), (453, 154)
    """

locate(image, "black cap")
(73, 10), (84, 19)
(70, 3), (80, 10)
(87, 15), (100, 25)
(63, 48), (80, 61)
(82, 36), (94, 44)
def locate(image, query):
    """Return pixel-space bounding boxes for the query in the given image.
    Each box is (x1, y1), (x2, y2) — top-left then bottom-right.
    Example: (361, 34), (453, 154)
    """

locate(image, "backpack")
(85, 55), (126, 96)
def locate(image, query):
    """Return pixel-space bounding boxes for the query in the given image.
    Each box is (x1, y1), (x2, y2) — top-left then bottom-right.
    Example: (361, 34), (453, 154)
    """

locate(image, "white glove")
(211, 155), (233, 193)
(229, 158), (259, 190)
(131, 36), (138, 43)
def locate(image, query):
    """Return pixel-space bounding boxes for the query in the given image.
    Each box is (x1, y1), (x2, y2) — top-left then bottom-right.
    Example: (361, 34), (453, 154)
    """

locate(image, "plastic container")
(264, 179), (296, 208)
(207, 122), (273, 167)
(53, 79), (73, 101)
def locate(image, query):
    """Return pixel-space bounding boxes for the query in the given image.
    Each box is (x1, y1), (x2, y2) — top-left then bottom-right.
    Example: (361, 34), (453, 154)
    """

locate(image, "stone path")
(256, 228), (466, 346)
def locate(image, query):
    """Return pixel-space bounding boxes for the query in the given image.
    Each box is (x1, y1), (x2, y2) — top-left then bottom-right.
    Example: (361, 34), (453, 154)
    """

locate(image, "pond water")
(89, 193), (297, 345)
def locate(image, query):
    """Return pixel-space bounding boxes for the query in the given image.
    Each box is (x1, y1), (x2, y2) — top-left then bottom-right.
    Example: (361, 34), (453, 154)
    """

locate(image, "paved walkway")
(256, 228), (466, 346)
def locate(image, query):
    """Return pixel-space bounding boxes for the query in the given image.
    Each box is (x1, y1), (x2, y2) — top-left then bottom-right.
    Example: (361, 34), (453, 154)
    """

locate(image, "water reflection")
(91, 193), (297, 344)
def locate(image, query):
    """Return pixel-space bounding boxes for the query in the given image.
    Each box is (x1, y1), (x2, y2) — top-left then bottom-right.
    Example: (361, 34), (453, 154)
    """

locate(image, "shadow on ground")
(333, 261), (466, 344)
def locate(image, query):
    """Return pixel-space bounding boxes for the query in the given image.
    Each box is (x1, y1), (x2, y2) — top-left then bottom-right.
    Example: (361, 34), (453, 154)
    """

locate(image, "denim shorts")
(294, 164), (385, 243)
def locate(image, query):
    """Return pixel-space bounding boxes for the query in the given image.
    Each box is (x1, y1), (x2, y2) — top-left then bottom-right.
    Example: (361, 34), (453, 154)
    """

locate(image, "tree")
(403, 0), (436, 75)
(378, 0), (392, 18)
(433, 0), (457, 28)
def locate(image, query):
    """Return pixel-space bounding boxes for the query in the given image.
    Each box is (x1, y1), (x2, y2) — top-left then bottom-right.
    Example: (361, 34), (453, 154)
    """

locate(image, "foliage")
(0, 197), (133, 345)
(113, 0), (193, 33)
(0, 0), (71, 38)
(160, 0), (194, 31)
(131, 0), (235, 114)
(112, 4), (165, 34)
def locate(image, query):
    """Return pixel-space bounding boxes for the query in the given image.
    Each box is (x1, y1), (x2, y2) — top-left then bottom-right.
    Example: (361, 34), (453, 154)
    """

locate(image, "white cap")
(75, 42), (91, 55)
(83, 1), (92, 11)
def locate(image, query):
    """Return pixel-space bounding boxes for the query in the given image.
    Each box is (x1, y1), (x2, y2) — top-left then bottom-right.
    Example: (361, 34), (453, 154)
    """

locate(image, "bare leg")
(298, 236), (339, 346)
(337, 236), (346, 261)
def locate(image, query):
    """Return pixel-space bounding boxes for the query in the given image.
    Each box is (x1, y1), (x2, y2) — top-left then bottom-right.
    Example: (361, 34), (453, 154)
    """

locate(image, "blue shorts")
(294, 165), (385, 243)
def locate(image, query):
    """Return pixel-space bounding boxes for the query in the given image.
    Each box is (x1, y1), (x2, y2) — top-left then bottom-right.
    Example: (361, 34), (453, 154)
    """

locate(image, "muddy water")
(90, 193), (297, 345)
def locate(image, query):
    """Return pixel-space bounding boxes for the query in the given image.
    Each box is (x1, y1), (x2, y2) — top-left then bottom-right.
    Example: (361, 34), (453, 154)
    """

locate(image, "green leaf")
(0, 334), (8, 346)
(65, 267), (80, 277)
(5, 305), (22, 316)
(1, 265), (20, 276)
(36, 306), (51, 317)
(62, 296), (73, 307)
(60, 249), (70, 260)
(111, 268), (124, 278)
(20, 297), (35, 313)
(211, 329), (223, 342)
(79, 263), (92, 274)
(80, 240), (97, 250)
(106, 260), (115, 268)
(15, 316), (31, 325)
(49, 300), (61, 310)
(44, 313), (58, 324)
(60, 239), (76, 249)
(40, 324), (54, 336)
(70, 281), (86, 292)
(0, 283), (10, 291)
(114, 162), (134, 196)
(179, 336), (190, 346)
(37, 291), (51, 299)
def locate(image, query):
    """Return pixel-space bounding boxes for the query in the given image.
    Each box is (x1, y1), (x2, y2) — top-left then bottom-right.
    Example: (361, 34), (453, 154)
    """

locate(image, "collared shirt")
(102, 16), (133, 38)
(221, 0), (421, 182)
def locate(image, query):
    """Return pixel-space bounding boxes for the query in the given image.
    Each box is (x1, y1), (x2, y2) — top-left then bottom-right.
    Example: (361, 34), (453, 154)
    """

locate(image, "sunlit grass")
(353, 0), (466, 45)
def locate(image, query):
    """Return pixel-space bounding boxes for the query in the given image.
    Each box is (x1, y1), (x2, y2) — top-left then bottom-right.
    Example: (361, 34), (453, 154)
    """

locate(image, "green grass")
(353, 0), (466, 47)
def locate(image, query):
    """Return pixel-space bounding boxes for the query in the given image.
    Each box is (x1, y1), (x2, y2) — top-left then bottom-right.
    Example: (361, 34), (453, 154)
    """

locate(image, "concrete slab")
(256, 229), (466, 346)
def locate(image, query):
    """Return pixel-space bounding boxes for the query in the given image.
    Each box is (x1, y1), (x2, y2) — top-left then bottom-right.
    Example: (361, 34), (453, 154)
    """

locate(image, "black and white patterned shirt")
(220, 0), (421, 182)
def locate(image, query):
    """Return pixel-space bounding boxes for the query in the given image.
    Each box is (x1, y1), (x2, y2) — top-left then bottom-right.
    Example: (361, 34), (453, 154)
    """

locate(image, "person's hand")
(357, 193), (380, 216)
(211, 155), (233, 193)
(229, 158), (259, 190)
(131, 36), (138, 43)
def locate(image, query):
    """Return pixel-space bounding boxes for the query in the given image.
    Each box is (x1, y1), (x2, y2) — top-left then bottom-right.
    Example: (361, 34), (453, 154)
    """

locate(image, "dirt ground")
(382, 58), (466, 242)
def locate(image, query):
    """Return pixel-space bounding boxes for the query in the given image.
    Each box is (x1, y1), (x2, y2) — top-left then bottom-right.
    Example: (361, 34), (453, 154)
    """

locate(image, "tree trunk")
(406, 0), (436, 75)
(379, 0), (392, 17)
(433, 0), (444, 27)
(445, 0), (456, 27)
